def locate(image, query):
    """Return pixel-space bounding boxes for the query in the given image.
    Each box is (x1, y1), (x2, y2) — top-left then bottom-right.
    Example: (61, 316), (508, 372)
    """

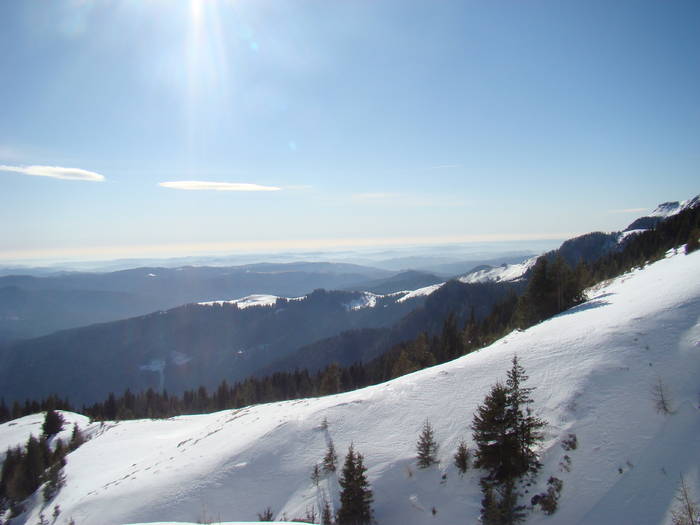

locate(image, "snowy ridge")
(199, 288), (439, 311)
(2, 249), (700, 525)
(198, 294), (302, 309)
(458, 256), (537, 284)
(395, 283), (444, 303)
(343, 292), (380, 310)
(648, 195), (700, 218)
(0, 412), (90, 465)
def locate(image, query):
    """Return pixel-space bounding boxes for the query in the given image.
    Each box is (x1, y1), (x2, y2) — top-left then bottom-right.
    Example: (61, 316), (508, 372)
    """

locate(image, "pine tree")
(472, 357), (546, 523)
(311, 463), (322, 486)
(685, 227), (700, 255)
(337, 444), (373, 525)
(319, 364), (342, 395)
(321, 496), (333, 525)
(505, 356), (545, 478)
(671, 476), (699, 525)
(42, 410), (64, 437)
(416, 419), (439, 468)
(42, 460), (66, 501)
(0, 398), (9, 423)
(472, 382), (511, 484)
(323, 439), (338, 473)
(257, 507), (274, 521)
(453, 440), (470, 475)
(69, 424), (85, 451)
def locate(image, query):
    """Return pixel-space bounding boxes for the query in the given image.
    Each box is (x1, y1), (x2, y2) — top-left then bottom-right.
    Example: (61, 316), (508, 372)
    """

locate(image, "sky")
(0, 0), (698, 263)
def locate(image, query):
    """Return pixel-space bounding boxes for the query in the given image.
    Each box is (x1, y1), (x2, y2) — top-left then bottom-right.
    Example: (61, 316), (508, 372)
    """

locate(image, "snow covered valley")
(2, 248), (699, 525)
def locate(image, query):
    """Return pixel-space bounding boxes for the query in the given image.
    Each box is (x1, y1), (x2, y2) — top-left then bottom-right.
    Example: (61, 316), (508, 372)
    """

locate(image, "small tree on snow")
(454, 440), (470, 475)
(321, 495), (333, 525)
(337, 444), (373, 525)
(472, 357), (546, 523)
(69, 423), (85, 451)
(311, 463), (322, 486)
(323, 439), (338, 473)
(416, 419), (439, 468)
(671, 476), (700, 525)
(652, 377), (674, 415)
(42, 410), (64, 437)
(257, 507), (274, 521)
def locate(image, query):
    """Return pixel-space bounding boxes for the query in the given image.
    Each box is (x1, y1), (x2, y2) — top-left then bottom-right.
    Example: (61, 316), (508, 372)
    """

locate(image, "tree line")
(0, 410), (85, 519)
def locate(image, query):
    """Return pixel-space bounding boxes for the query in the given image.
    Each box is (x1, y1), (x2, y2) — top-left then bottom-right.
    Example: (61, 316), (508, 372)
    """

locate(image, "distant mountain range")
(0, 259), (531, 343)
(0, 262), (392, 342)
(0, 196), (697, 406)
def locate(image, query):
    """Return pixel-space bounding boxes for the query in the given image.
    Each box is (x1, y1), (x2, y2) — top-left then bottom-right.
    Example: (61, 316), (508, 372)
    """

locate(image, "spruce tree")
(69, 424), (85, 451)
(453, 440), (470, 475)
(505, 356), (545, 478)
(472, 357), (546, 523)
(416, 419), (439, 468)
(686, 227), (700, 254)
(321, 496), (333, 525)
(311, 464), (322, 486)
(337, 444), (373, 525)
(323, 439), (338, 473)
(671, 475), (700, 525)
(42, 410), (64, 437)
(472, 382), (511, 484)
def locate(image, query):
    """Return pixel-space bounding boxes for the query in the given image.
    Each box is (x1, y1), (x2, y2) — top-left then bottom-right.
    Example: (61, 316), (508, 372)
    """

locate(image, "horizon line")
(0, 233), (576, 266)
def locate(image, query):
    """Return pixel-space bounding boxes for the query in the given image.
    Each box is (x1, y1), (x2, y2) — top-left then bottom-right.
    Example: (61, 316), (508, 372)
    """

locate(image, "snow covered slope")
(458, 257), (537, 284)
(649, 195), (700, 218)
(3, 249), (699, 525)
(0, 412), (90, 464)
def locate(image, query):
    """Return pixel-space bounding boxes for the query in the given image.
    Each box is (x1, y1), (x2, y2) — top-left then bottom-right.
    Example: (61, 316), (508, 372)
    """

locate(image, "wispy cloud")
(0, 164), (105, 182)
(608, 207), (647, 214)
(159, 181), (281, 192)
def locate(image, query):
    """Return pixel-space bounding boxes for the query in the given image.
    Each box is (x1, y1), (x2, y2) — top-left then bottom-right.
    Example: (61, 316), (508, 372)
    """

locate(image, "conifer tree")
(453, 440), (470, 475)
(472, 357), (546, 523)
(337, 444), (373, 525)
(69, 424), (85, 451)
(671, 475), (699, 525)
(311, 464), (322, 486)
(321, 496), (333, 525)
(472, 383), (511, 483)
(0, 398), (9, 423)
(505, 356), (545, 478)
(416, 419), (439, 468)
(42, 410), (64, 437)
(323, 439), (338, 473)
(257, 507), (274, 521)
(686, 227), (700, 255)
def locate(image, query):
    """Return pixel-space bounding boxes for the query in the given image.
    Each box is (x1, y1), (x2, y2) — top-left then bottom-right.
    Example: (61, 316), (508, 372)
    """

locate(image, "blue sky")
(1, 0), (698, 262)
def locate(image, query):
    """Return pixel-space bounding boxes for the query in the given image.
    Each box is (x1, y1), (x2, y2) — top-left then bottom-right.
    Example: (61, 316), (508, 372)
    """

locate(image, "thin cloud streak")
(159, 181), (281, 192)
(0, 164), (105, 182)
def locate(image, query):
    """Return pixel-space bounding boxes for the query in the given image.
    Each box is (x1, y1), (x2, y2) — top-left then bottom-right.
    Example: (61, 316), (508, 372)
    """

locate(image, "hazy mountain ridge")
(0, 263), (393, 341)
(1, 198), (697, 407)
(0, 289), (426, 405)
